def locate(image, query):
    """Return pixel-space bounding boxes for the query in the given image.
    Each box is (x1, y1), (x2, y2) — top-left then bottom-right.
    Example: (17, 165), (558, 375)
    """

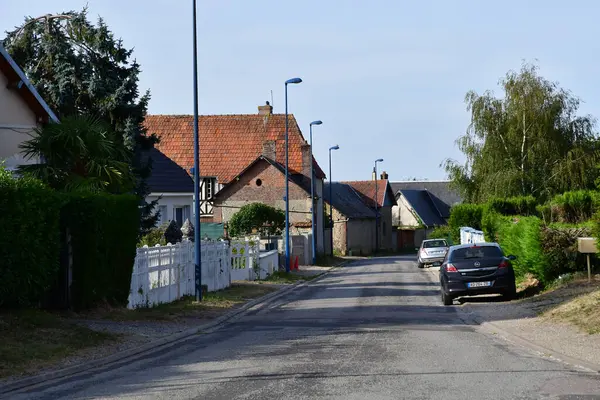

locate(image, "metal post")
(192, 0), (202, 301)
(310, 124), (316, 265)
(374, 166), (378, 253)
(588, 254), (592, 283)
(329, 149), (333, 256)
(284, 83), (290, 273)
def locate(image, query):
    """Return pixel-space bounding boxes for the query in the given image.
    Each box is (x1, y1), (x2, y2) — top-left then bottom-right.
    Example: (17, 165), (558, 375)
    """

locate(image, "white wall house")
(0, 43), (59, 170)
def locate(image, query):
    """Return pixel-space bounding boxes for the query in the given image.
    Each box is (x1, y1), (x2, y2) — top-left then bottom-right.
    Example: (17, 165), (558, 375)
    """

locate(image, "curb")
(0, 261), (349, 396)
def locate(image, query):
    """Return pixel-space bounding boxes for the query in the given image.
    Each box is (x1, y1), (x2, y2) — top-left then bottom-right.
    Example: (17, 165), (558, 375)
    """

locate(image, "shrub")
(540, 225), (593, 282)
(138, 224), (168, 247)
(494, 216), (549, 284)
(61, 193), (139, 310)
(487, 196), (538, 216)
(164, 220), (183, 244)
(550, 190), (599, 224)
(0, 168), (61, 307)
(229, 203), (285, 238)
(428, 225), (454, 245)
(448, 204), (484, 243)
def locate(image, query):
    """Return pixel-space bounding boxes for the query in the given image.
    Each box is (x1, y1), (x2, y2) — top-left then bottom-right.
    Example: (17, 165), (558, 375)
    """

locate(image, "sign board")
(577, 237), (598, 254)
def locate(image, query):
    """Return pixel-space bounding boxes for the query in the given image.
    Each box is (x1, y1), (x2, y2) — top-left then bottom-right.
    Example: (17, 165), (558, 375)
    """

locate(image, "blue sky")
(2, 0), (600, 181)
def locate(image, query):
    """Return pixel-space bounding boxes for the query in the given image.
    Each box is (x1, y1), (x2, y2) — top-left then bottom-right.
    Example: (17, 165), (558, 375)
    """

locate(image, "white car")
(417, 239), (449, 268)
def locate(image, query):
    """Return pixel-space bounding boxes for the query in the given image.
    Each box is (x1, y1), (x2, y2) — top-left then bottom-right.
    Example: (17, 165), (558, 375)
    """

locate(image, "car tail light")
(446, 263), (458, 272)
(499, 260), (509, 268)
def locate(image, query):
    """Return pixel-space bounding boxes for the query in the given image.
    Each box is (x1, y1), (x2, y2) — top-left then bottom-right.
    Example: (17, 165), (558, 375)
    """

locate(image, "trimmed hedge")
(550, 190), (599, 224)
(487, 196), (538, 216)
(61, 193), (139, 310)
(541, 225), (593, 282)
(428, 225), (454, 245)
(0, 169), (61, 307)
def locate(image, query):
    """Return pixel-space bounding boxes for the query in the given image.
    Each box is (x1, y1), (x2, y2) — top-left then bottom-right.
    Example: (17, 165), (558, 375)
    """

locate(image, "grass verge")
(89, 283), (279, 322)
(260, 271), (313, 284)
(0, 309), (117, 379)
(543, 289), (600, 334)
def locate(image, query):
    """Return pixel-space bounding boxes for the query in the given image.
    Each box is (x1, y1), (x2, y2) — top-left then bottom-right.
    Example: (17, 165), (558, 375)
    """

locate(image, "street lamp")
(328, 145), (340, 256)
(309, 120), (322, 265)
(284, 77), (302, 273)
(192, 0), (202, 301)
(374, 158), (384, 253)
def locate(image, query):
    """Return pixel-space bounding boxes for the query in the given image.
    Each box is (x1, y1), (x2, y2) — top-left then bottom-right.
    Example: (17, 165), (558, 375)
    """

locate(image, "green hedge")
(487, 196), (538, 216)
(494, 216), (549, 283)
(541, 225), (593, 282)
(0, 169), (61, 307)
(61, 193), (139, 310)
(428, 225), (455, 245)
(550, 190), (599, 224)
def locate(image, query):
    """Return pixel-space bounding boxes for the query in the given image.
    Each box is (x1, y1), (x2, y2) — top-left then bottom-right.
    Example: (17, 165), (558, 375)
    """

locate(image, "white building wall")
(147, 193), (194, 227)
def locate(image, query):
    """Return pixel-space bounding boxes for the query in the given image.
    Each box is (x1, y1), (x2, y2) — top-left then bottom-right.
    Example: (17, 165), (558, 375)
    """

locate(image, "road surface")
(8, 256), (600, 399)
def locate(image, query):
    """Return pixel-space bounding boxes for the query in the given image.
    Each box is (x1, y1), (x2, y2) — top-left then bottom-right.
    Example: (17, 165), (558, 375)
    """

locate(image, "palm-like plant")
(18, 115), (133, 193)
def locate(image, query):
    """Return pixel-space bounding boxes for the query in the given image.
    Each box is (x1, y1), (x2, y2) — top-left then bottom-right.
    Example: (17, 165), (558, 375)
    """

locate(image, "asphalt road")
(9, 256), (600, 400)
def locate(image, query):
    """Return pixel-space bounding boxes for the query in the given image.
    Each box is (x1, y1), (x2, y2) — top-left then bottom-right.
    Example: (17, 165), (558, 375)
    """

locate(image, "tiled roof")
(343, 180), (397, 208)
(142, 148), (194, 193)
(390, 181), (462, 210)
(400, 189), (447, 227)
(144, 114), (326, 184)
(323, 182), (376, 219)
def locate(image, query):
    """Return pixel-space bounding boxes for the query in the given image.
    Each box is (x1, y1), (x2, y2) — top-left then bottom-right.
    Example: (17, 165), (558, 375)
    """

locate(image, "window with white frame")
(174, 205), (190, 228)
(158, 205), (168, 226)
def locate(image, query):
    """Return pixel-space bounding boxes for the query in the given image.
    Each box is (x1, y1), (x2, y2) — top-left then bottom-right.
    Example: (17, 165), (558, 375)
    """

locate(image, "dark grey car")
(439, 243), (517, 306)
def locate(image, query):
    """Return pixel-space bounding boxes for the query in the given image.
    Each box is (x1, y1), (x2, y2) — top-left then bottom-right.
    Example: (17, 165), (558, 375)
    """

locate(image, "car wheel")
(417, 262), (424, 268)
(502, 286), (517, 301)
(441, 289), (453, 306)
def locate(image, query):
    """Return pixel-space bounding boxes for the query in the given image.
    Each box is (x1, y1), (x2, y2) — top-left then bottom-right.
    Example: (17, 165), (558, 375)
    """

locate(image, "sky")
(2, 0), (600, 181)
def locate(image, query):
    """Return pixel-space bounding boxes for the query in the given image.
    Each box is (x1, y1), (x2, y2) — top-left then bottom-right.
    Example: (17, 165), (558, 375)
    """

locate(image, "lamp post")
(284, 77), (302, 273)
(374, 158), (384, 254)
(328, 145), (340, 256)
(192, 0), (202, 301)
(309, 120), (322, 265)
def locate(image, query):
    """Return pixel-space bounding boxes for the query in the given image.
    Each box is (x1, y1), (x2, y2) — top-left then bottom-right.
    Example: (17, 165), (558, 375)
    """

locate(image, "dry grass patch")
(543, 288), (600, 334)
(0, 309), (117, 378)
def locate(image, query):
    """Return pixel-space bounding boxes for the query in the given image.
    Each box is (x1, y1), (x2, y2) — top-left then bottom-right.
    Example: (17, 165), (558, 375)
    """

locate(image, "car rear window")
(450, 246), (503, 260)
(423, 240), (448, 248)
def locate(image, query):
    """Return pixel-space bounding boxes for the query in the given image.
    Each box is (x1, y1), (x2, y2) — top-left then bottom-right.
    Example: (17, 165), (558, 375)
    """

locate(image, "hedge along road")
(7, 255), (600, 400)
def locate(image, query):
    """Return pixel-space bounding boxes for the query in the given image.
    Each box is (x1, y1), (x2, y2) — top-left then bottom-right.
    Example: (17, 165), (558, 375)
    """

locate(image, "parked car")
(439, 242), (517, 306)
(417, 239), (449, 268)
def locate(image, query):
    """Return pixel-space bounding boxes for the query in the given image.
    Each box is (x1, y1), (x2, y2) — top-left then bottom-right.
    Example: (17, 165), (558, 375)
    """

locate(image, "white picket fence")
(127, 238), (277, 309)
(460, 227), (485, 245)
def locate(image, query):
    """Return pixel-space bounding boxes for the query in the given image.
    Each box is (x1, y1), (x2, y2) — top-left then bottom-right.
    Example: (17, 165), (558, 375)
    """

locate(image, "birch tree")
(444, 63), (599, 203)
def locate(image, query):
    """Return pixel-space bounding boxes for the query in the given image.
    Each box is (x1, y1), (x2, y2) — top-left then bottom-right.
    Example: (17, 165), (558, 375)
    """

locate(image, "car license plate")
(467, 281), (491, 288)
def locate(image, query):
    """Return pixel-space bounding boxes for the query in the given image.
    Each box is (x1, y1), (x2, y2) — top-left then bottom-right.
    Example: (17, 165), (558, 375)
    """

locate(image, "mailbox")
(577, 237), (598, 254)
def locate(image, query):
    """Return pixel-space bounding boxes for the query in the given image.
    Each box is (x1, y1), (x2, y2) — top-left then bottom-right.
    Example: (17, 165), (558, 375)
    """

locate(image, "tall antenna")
(270, 90), (274, 109)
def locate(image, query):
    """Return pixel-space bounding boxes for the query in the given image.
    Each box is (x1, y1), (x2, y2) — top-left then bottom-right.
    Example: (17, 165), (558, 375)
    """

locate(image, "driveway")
(7, 256), (600, 400)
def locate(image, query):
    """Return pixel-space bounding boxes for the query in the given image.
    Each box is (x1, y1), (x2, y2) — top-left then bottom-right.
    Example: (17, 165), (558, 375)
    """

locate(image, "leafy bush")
(536, 204), (552, 224)
(550, 190), (599, 224)
(0, 168), (61, 307)
(540, 225), (593, 282)
(61, 193), (139, 310)
(494, 216), (549, 284)
(229, 203), (285, 238)
(164, 220), (183, 244)
(447, 204), (484, 243)
(487, 196), (538, 216)
(138, 224), (168, 247)
(428, 225), (454, 245)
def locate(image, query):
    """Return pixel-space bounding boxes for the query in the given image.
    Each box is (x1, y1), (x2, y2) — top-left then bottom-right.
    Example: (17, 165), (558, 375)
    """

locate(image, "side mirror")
(507, 255), (517, 261)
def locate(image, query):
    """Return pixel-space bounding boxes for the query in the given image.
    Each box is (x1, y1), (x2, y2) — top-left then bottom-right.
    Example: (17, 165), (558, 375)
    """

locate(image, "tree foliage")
(228, 203), (285, 238)
(18, 114), (133, 193)
(3, 8), (159, 234)
(444, 63), (600, 203)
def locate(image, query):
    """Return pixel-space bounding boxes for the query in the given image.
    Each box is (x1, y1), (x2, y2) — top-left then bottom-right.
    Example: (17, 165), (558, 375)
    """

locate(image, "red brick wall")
(213, 160), (311, 224)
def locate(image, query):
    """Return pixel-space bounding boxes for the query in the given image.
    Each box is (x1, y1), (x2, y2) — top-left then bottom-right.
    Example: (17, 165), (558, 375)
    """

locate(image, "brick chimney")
(262, 140), (276, 160)
(301, 144), (312, 177)
(380, 171), (389, 180)
(258, 101), (273, 116)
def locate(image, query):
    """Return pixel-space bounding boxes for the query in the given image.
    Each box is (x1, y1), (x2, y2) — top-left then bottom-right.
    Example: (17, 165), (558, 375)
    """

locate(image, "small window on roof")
(255, 179), (263, 187)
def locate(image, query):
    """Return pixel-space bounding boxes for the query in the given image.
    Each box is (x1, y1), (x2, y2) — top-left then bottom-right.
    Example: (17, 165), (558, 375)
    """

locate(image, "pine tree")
(3, 8), (159, 235)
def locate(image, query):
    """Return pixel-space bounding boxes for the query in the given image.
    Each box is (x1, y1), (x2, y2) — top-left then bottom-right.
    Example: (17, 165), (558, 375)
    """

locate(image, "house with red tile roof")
(143, 102), (327, 253)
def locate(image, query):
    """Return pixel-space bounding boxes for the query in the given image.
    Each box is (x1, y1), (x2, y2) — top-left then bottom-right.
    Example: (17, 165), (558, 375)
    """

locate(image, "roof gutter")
(0, 44), (59, 124)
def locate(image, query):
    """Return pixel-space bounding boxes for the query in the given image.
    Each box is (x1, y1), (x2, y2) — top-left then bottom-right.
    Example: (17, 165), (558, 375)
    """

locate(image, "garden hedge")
(61, 193), (139, 310)
(0, 169), (61, 307)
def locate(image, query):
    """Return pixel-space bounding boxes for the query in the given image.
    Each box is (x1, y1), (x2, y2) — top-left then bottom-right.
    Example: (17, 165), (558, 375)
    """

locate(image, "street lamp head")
(285, 77), (302, 85)
(329, 145), (340, 151)
(375, 158), (384, 163)
(310, 120), (323, 126)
